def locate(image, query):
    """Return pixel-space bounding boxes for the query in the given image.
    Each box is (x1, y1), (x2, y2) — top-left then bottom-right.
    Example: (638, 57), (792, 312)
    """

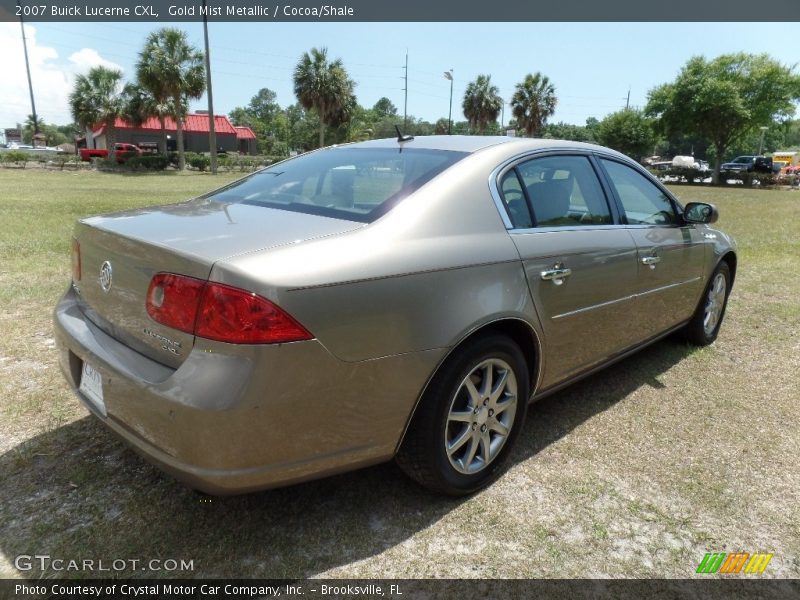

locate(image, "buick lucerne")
(54, 136), (736, 495)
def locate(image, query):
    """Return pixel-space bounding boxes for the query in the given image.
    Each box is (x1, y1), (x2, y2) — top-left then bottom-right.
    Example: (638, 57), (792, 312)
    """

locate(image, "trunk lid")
(74, 199), (364, 368)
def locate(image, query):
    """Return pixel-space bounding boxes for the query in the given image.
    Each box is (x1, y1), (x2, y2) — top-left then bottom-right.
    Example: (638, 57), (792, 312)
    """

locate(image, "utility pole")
(17, 1), (39, 135)
(625, 88), (630, 110)
(202, 0), (218, 174)
(758, 126), (768, 155)
(444, 69), (453, 135)
(403, 50), (408, 130)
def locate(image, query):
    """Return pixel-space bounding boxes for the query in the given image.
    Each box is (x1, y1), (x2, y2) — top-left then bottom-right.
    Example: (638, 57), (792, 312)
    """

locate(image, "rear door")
(597, 157), (706, 334)
(499, 153), (641, 389)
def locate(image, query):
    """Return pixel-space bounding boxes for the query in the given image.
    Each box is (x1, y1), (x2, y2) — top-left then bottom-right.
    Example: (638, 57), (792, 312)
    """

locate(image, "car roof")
(334, 135), (617, 156)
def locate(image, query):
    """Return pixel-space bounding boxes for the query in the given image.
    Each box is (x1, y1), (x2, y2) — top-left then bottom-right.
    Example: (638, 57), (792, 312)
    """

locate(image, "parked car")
(721, 155), (773, 173)
(79, 143), (142, 163)
(54, 136), (737, 496)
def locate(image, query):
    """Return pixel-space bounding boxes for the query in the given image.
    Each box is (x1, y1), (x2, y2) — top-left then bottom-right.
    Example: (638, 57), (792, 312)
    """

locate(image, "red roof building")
(234, 126), (257, 155)
(91, 113), (254, 154)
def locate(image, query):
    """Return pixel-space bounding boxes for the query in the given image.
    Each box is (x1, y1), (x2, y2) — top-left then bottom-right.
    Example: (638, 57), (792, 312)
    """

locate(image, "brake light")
(146, 273), (205, 334)
(71, 238), (81, 282)
(146, 273), (312, 345)
(196, 282), (312, 344)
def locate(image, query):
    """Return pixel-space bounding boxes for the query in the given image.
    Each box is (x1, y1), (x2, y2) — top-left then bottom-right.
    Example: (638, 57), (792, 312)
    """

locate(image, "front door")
(597, 158), (706, 334)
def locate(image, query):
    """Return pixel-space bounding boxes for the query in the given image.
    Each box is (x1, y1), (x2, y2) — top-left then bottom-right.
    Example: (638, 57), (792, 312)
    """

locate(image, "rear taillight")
(146, 273), (312, 345)
(146, 273), (205, 334)
(71, 238), (81, 282)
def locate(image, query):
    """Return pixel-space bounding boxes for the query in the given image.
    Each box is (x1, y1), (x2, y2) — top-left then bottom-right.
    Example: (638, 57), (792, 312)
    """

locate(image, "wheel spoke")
(463, 377), (481, 408)
(479, 432), (491, 464)
(462, 435), (479, 468)
(480, 363), (493, 399)
(447, 426), (472, 456)
(489, 369), (509, 404)
(489, 417), (510, 437)
(448, 409), (474, 424)
(494, 395), (516, 415)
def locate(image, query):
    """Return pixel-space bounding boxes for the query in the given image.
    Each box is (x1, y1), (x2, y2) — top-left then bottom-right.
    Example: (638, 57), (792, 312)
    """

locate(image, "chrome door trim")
(551, 277), (702, 320)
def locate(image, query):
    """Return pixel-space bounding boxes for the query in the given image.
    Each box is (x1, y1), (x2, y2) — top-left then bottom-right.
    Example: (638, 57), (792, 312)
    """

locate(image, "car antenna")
(395, 125), (414, 143)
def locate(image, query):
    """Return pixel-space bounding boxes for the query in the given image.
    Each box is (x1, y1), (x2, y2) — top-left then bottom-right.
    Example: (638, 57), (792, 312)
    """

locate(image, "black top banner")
(2, 0), (800, 22)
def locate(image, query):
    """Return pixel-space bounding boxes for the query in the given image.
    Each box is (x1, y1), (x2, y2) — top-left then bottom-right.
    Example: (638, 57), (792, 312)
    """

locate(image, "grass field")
(0, 169), (798, 579)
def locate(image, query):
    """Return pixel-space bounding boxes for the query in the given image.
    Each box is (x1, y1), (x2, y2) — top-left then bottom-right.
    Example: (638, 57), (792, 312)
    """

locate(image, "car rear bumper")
(53, 286), (443, 494)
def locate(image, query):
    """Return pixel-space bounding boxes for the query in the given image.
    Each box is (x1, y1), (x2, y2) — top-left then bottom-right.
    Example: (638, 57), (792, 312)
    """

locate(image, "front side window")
(206, 147), (467, 223)
(514, 155), (612, 227)
(600, 159), (677, 225)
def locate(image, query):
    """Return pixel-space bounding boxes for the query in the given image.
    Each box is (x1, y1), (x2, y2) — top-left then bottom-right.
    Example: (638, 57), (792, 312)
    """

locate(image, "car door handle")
(540, 266), (572, 285)
(641, 255), (661, 268)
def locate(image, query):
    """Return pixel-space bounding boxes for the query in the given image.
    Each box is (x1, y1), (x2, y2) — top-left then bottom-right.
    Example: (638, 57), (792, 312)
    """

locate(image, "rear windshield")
(205, 147), (467, 223)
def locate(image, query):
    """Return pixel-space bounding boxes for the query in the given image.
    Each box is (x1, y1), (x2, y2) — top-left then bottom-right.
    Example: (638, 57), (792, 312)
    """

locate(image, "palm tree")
(137, 28), (205, 169)
(122, 83), (175, 154)
(69, 66), (126, 160)
(293, 47), (356, 148)
(462, 75), (502, 134)
(510, 73), (557, 137)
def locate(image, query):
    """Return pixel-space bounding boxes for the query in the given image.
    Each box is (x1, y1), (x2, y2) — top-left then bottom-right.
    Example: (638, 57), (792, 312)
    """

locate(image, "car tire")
(396, 334), (529, 496)
(683, 260), (732, 346)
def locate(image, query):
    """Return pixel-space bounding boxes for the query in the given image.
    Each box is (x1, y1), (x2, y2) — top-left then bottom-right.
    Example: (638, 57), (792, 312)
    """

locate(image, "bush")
(125, 154), (169, 171)
(51, 154), (81, 170)
(96, 158), (120, 171)
(187, 153), (210, 171)
(2, 150), (29, 168)
(116, 151), (139, 163)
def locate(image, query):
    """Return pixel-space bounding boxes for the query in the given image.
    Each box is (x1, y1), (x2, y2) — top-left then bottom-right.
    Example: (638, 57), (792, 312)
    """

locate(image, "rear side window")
(600, 159), (677, 225)
(206, 147), (467, 223)
(499, 170), (533, 228)
(514, 155), (611, 227)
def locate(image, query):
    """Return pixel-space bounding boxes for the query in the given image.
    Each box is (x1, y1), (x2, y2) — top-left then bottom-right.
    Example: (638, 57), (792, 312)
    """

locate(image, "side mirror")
(683, 202), (719, 224)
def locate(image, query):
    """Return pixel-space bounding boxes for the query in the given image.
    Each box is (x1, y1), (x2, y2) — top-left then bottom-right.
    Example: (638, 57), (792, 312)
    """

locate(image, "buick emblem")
(99, 261), (113, 292)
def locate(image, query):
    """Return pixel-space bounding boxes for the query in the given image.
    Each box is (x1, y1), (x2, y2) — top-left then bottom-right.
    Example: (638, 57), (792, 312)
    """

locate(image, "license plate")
(79, 361), (107, 417)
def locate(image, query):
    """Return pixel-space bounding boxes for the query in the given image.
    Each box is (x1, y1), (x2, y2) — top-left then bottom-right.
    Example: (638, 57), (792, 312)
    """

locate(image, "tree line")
(51, 32), (800, 181)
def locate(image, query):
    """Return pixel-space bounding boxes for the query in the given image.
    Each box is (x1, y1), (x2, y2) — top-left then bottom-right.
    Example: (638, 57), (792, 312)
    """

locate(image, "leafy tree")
(22, 116), (69, 146)
(783, 119), (800, 148)
(462, 74), (502, 134)
(594, 108), (656, 161)
(229, 88), (284, 155)
(247, 88), (281, 123)
(541, 121), (596, 143)
(510, 72), (557, 137)
(293, 47), (357, 148)
(646, 53), (800, 182)
(372, 97), (398, 118)
(69, 66), (127, 160)
(434, 118), (449, 135)
(137, 28), (205, 169)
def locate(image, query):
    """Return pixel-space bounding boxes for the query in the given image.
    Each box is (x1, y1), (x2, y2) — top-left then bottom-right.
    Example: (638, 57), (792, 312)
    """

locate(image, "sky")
(1, 21), (798, 131)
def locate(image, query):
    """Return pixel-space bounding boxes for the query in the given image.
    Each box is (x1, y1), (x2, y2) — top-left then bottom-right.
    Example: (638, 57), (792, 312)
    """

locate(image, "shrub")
(52, 154), (81, 170)
(126, 154), (169, 171)
(2, 150), (29, 168)
(96, 158), (120, 171)
(187, 153), (210, 171)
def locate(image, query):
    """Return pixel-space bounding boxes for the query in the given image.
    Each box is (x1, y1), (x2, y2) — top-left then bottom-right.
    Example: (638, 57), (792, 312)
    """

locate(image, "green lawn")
(0, 169), (798, 579)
